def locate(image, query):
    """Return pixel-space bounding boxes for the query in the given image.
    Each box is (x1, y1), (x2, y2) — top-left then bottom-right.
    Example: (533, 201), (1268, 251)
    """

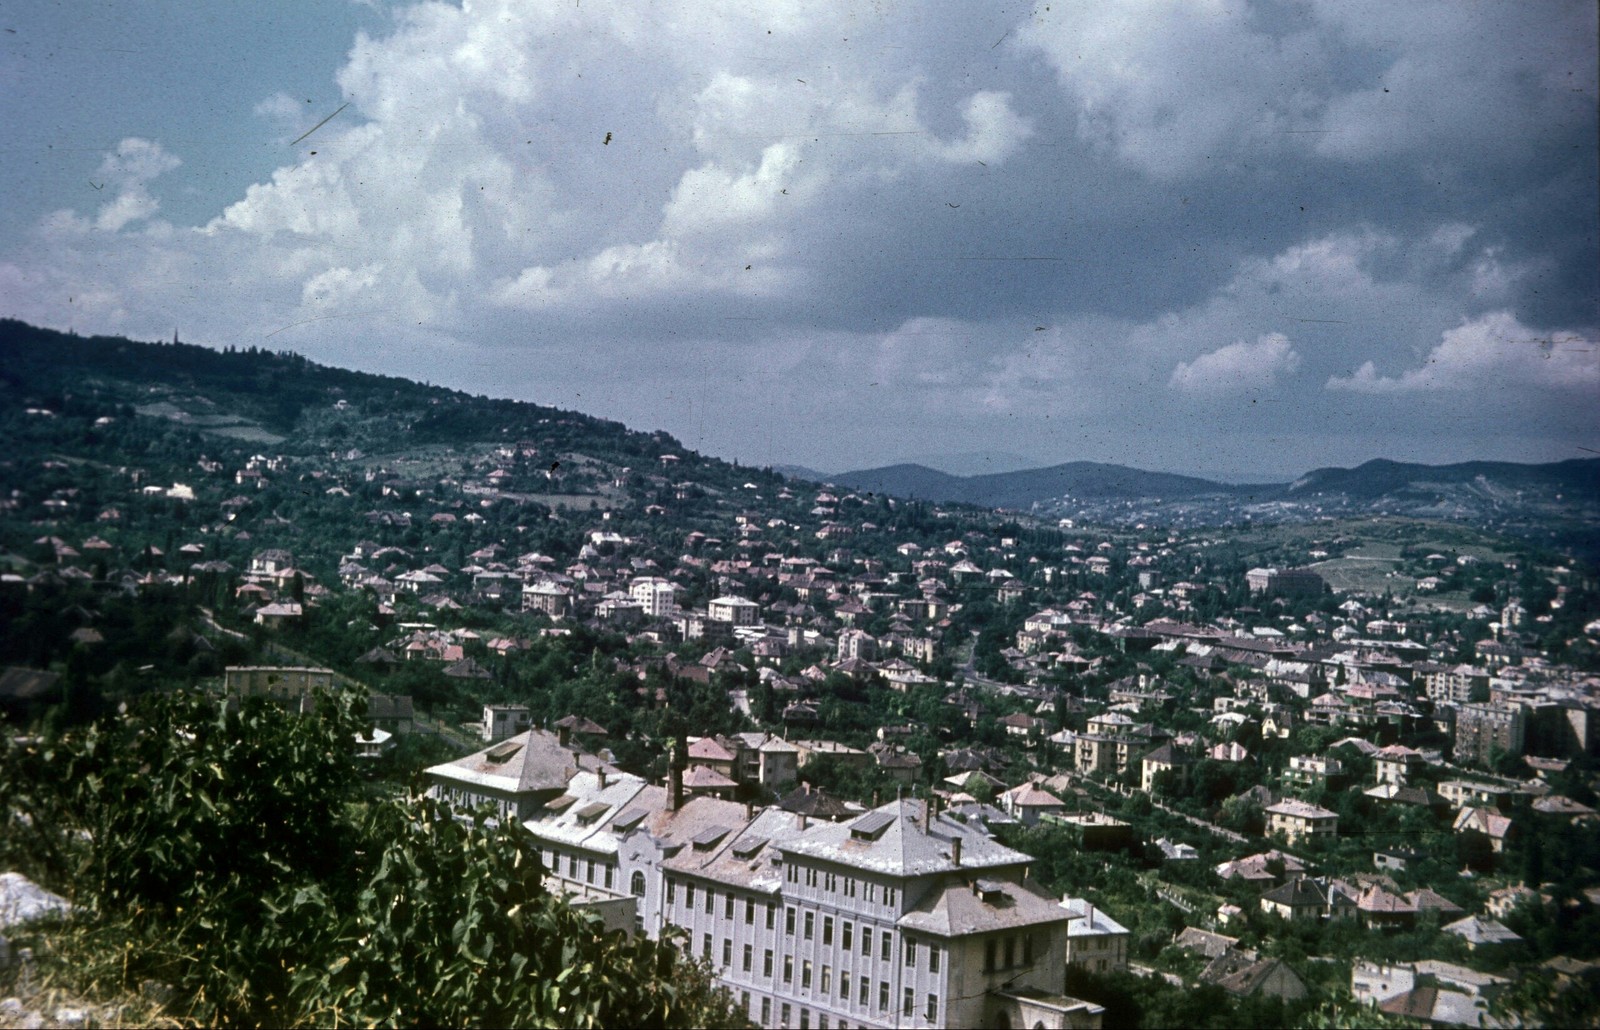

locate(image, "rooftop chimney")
(952, 837), (962, 866)
(598, 769), (608, 790)
(668, 734), (686, 811)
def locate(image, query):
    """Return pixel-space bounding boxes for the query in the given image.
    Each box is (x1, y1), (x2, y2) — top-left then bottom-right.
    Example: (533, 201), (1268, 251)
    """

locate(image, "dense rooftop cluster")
(3, 324), (1598, 1027)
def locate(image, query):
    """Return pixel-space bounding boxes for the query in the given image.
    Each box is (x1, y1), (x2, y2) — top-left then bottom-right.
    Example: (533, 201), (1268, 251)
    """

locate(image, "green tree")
(2, 690), (747, 1028)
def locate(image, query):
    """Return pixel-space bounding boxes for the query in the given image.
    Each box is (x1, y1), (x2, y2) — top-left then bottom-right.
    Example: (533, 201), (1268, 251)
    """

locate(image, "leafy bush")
(1, 690), (746, 1028)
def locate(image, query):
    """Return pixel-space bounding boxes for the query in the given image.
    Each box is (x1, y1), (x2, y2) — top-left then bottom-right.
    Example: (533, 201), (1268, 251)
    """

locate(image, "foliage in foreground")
(0, 690), (746, 1028)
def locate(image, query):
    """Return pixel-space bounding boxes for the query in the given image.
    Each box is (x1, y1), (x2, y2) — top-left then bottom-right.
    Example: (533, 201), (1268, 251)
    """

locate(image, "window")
(585, 859), (595, 885)
(823, 916), (834, 946)
(985, 940), (997, 972)
(781, 1003), (791, 1028)
(902, 987), (914, 1017)
(880, 932), (891, 962)
(788, 864), (797, 883)
(631, 871), (646, 897)
(807, 868), (817, 888)
(746, 898), (756, 924)
(804, 911), (814, 940)
(766, 904), (775, 930)
(567, 855), (577, 877)
(885, 887), (897, 907)
(705, 888), (713, 914)
(743, 944), (753, 972)
(929, 946), (941, 974)
(825, 872), (836, 892)
(926, 994), (938, 1023)
(761, 998), (771, 1025)
(802, 960), (812, 990)
(845, 877), (856, 898)
(878, 982), (889, 1012)
(842, 921), (853, 950)
(725, 894), (734, 919)
(666, 879), (676, 905)
(840, 970), (851, 1000)
(764, 949), (774, 977)
(702, 934), (712, 960)
(904, 940), (915, 967)
(800, 1009), (810, 1030)
(685, 883), (695, 908)
(866, 883), (876, 903)
(859, 978), (869, 1006)
(604, 864), (614, 890)
(821, 965), (831, 994)
(786, 907), (796, 935)
(784, 956), (794, 984)
(722, 939), (732, 967)
(861, 927), (872, 956)
(740, 990), (749, 1012)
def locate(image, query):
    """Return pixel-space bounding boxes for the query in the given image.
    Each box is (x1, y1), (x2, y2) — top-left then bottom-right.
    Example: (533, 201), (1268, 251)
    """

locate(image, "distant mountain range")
(822, 456), (1600, 522)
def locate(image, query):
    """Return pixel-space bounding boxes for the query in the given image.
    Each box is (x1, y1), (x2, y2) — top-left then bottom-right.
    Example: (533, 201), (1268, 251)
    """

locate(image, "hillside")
(3, 318), (1595, 546)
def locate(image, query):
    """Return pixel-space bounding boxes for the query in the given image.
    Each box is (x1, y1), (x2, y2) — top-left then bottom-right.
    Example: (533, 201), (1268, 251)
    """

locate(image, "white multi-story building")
(709, 595), (762, 627)
(428, 734), (1106, 1029)
(630, 576), (681, 618)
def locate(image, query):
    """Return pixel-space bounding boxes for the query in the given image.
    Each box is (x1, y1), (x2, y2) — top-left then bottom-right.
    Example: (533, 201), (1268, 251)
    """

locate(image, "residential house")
(1259, 878), (1330, 923)
(1265, 799), (1338, 845)
(1139, 743), (1194, 794)
(999, 782), (1068, 827)
(482, 704), (532, 742)
(1442, 916), (1523, 952)
(1200, 951), (1308, 1002)
(1060, 898), (1128, 973)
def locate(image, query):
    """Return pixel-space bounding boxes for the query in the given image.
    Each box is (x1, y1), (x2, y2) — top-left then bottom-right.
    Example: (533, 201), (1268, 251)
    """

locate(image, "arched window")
(631, 871), (646, 897)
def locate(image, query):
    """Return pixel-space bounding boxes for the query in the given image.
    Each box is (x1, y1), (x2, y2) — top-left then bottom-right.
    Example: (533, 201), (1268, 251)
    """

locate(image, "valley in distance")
(1, 319), (1597, 1029)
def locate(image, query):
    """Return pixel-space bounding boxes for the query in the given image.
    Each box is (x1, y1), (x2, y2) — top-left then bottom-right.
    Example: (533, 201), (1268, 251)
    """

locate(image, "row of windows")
(983, 933), (1037, 973)
(707, 938), (945, 1017)
(545, 849), (616, 892)
(783, 864), (897, 908)
(745, 988), (938, 1028)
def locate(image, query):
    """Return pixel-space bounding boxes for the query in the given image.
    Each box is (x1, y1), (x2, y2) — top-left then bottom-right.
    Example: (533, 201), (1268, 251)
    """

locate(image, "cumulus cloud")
(82, 138), (181, 232)
(0, 0), (1592, 477)
(1169, 333), (1301, 394)
(1327, 312), (1598, 394)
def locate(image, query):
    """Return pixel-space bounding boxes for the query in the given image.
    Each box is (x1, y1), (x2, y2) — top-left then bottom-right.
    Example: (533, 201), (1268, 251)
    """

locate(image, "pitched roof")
(782, 799), (1027, 877)
(426, 729), (615, 797)
(898, 878), (1069, 937)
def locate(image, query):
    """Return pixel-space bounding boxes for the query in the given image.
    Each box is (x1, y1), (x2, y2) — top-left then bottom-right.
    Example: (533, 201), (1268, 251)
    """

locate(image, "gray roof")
(781, 799), (1029, 877)
(898, 877), (1068, 937)
(426, 729), (615, 797)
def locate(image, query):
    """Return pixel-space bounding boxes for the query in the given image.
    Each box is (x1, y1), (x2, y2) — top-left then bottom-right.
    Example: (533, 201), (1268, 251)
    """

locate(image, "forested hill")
(0, 318), (700, 471)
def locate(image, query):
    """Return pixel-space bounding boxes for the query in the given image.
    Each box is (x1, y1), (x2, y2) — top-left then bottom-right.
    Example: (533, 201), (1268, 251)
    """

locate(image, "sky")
(1, 0), (1596, 482)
